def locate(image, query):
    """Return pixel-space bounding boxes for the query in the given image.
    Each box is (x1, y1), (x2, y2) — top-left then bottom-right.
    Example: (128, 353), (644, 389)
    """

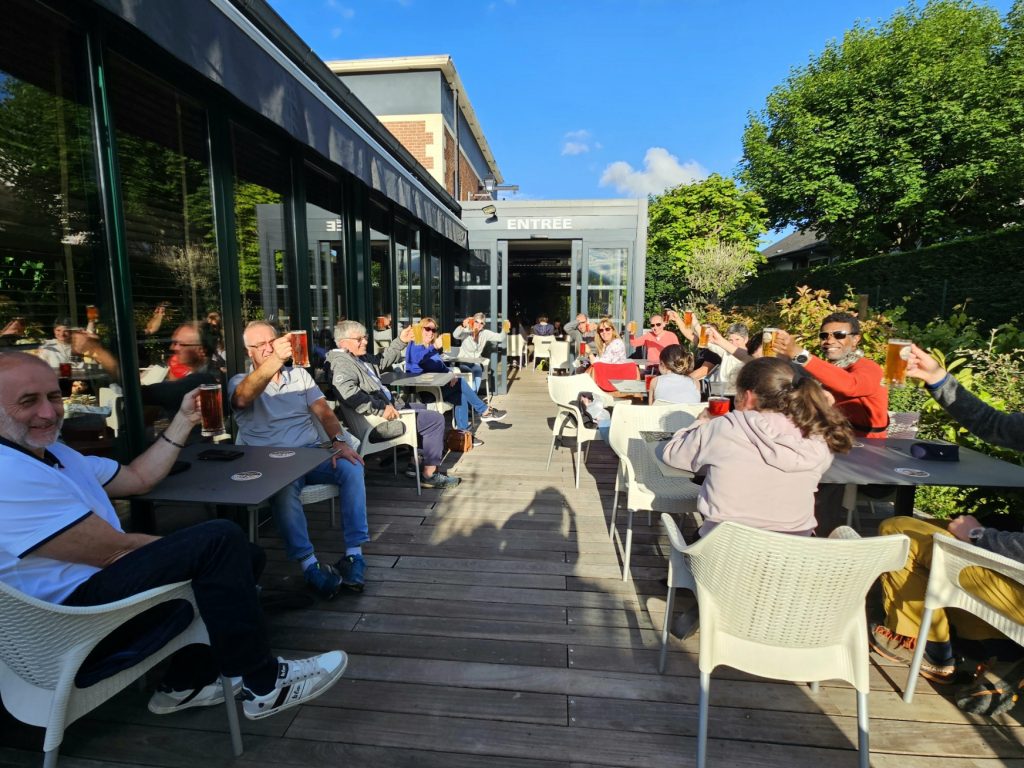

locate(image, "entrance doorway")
(507, 239), (573, 330)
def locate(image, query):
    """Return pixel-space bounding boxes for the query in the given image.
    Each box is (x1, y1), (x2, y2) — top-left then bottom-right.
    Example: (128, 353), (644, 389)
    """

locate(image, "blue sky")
(270, 0), (1014, 207)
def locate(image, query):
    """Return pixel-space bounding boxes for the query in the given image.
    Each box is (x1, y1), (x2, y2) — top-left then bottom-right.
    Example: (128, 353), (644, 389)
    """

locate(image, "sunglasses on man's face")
(819, 330), (853, 341)
(651, 322), (664, 327)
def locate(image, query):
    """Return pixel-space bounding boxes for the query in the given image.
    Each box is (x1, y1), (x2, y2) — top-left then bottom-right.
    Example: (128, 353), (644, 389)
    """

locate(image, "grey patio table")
(132, 443), (332, 507)
(611, 379), (647, 395)
(389, 371), (455, 388)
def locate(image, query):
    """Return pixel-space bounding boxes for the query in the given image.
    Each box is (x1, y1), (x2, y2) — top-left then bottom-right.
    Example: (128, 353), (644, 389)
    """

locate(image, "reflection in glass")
(304, 165), (344, 369)
(107, 54), (218, 371)
(233, 124), (291, 330)
(369, 200), (390, 323)
(0, 0), (116, 456)
(452, 249), (490, 326)
(395, 217), (420, 325)
(586, 247), (628, 331)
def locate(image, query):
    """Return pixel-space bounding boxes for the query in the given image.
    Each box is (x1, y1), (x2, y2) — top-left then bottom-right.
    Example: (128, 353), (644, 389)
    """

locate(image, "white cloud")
(325, 0), (355, 17)
(599, 147), (708, 196)
(561, 129), (595, 156)
(330, 27), (342, 38)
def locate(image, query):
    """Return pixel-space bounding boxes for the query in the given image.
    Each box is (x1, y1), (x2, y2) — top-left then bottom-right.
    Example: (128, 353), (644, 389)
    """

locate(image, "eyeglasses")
(421, 326), (437, 332)
(246, 340), (274, 350)
(818, 330), (853, 341)
(598, 327), (614, 334)
(348, 335), (368, 342)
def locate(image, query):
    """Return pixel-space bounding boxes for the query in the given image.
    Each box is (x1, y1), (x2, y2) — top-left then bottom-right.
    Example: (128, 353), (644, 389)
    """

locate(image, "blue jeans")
(457, 362), (483, 392)
(444, 377), (488, 430)
(270, 447), (369, 561)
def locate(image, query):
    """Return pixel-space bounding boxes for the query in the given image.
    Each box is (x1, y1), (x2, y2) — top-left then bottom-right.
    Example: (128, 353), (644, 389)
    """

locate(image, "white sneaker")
(240, 651), (348, 720)
(148, 677), (242, 715)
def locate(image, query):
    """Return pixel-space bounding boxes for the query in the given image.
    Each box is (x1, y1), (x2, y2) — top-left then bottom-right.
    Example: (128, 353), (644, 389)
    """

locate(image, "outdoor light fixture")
(477, 173), (520, 200)
(481, 204), (497, 216)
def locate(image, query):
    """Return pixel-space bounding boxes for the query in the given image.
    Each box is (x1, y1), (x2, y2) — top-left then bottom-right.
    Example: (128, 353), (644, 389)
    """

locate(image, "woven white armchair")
(682, 521), (909, 768)
(608, 403), (704, 580)
(0, 580), (242, 768)
(903, 533), (1024, 703)
(337, 402), (422, 495)
(545, 373), (613, 488)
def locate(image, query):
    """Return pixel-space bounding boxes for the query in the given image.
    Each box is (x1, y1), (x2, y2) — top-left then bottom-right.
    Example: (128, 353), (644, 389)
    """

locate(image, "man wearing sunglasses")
(630, 314), (680, 368)
(779, 312), (889, 439)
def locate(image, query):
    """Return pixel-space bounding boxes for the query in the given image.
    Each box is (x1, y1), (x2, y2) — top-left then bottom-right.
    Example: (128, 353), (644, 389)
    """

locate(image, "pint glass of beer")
(762, 328), (779, 358)
(885, 339), (912, 387)
(698, 325), (709, 348)
(86, 304), (99, 323)
(579, 341), (587, 357)
(502, 319), (511, 334)
(413, 321), (424, 345)
(198, 383), (225, 437)
(683, 310), (694, 327)
(644, 373), (655, 391)
(59, 363), (73, 397)
(708, 396), (731, 417)
(289, 330), (309, 367)
(441, 332), (452, 353)
(628, 320), (637, 336)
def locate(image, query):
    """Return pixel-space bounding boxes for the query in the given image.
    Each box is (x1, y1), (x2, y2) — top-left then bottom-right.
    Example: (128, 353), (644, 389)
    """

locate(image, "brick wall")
(443, 126), (482, 200)
(382, 119), (434, 171)
(443, 127), (457, 197)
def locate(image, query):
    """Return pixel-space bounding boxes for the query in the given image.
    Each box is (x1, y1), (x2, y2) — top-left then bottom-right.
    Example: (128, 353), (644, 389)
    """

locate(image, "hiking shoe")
(421, 471), (461, 489)
(480, 408), (507, 423)
(956, 659), (1024, 715)
(240, 652), (348, 720)
(869, 623), (916, 664)
(303, 561), (341, 600)
(148, 678), (241, 715)
(335, 554), (367, 592)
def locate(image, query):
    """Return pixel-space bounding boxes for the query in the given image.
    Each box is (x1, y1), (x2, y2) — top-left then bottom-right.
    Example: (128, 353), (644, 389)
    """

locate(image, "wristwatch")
(794, 350), (811, 366)
(332, 433), (345, 443)
(968, 526), (986, 543)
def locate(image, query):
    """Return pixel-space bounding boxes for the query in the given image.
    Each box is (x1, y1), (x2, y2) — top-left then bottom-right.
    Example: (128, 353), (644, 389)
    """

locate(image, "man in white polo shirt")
(229, 321), (369, 599)
(0, 351), (346, 720)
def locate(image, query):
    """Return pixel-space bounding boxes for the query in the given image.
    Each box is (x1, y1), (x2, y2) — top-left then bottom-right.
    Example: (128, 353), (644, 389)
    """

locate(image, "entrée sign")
(506, 218), (573, 231)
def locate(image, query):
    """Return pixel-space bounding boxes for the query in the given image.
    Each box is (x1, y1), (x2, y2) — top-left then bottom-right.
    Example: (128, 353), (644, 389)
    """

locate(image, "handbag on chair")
(445, 429), (473, 453)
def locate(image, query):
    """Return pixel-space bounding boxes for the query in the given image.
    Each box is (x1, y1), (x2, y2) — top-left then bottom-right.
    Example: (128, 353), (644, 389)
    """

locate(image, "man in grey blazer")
(327, 320), (459, 489)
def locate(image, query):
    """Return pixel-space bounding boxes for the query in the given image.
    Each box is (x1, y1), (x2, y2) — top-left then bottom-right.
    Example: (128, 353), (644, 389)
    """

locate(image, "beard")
(0, 406), (63, 451)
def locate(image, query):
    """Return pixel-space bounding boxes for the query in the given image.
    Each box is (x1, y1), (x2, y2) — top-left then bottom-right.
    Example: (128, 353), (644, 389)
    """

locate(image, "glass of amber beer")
(289, 330), (309, 367)
(762, 328), (779, 358)
(199, 383), (225, 437)
(698, 324), (709, 348)
(885, 339), (912, 387)
(413, 321), (423, 345)
(628, 320), (637, 336)
(502, 319), (511, 334)
(441, 332), (452, 353)
(683, 309), (694, 328)
(708, 396), (731, 417)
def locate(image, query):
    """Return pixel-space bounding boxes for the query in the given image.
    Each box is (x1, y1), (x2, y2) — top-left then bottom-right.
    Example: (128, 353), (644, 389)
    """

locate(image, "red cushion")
(591, 362), (640, 392)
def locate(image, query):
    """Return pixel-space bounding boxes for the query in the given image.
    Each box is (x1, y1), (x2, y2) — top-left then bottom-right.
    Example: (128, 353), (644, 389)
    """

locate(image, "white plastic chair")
(681, 521), (909, 768)
(903, 534), (1024, 703)
(545, 373), (613, 488)
(0, 580), (242, 768)
(608, 403), (704, 580)
(337, 402), (421, 495)
(548, 340), (570, 371)
(658, 514), (700, 673)
(506, 333), (527, 368)
(532, 336), (553, 370)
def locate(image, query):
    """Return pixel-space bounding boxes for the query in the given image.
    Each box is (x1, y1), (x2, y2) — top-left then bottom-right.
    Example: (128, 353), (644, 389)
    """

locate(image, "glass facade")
(585, 247), (629, 331)
(0, 0), (469, 457)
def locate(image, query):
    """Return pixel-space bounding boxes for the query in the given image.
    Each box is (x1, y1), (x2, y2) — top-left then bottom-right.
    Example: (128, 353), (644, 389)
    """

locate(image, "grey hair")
(726, 323), (750, 339)
(0, 351), (53, 402)
(242, 320), (276, 346)
(335, 319), (367, 342)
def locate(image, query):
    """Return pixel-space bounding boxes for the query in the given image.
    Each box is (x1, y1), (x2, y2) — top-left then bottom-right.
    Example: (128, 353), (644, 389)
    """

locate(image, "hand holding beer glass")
(761, 327), (780, 358)
(413, 321), (424, 345)
(884, 339), (912, 387)
(198, 383), (225, 437)
(289, 330), (309, 367)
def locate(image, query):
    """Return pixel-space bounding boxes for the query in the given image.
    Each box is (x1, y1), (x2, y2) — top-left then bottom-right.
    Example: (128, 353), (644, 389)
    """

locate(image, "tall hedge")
(728, 228), (1024, 329)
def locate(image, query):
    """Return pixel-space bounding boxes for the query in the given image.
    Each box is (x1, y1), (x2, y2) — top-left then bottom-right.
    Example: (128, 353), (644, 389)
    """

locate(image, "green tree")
(645, 174), (767, 316)
(741, 0), (1024, 256)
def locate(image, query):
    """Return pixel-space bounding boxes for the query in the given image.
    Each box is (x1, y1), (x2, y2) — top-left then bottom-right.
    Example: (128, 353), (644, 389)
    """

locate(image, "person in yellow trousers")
(870, 344), (1024, 715)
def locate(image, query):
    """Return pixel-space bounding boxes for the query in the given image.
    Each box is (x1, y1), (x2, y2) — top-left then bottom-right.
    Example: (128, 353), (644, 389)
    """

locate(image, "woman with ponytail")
(660, 357), (852, 537)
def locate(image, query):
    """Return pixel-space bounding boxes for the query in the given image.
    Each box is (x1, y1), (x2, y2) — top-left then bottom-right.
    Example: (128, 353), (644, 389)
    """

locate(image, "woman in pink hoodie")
(660, 357), (853, 537)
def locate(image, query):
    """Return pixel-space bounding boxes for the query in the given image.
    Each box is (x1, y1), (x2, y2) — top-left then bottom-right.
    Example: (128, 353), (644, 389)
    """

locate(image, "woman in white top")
(649, 344), (700, 404)
(589, 319), (628, 364)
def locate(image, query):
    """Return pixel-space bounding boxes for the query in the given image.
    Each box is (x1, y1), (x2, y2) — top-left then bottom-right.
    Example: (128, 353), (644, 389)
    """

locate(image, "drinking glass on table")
(884, 339), (912, 387)
(199, 383), (225, 437)
(289, 330), (309, 367)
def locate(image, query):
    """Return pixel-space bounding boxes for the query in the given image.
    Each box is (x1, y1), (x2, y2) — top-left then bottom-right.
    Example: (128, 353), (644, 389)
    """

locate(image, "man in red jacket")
(779, 312), (889, 438)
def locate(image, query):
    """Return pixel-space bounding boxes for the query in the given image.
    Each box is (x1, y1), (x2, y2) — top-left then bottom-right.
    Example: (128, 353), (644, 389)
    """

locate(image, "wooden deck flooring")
(2, 364), (1023, 767)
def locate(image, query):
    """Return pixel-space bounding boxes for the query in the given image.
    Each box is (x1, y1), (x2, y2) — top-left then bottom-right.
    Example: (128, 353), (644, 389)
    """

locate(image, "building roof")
(761, 228), (829, 259)
(325, 55), (503, 185)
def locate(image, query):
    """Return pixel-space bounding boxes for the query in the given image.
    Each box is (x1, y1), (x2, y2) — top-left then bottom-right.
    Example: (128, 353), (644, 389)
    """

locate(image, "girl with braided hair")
(660, 357), (853, 537)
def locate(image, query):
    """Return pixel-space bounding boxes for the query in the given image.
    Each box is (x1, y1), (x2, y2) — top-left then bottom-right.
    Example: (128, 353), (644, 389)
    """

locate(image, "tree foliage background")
(741, 0), (1024, 257)
(644, 174), (767, 317)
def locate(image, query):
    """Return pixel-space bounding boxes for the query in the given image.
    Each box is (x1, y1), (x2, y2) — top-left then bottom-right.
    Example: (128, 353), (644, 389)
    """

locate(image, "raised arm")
(230, 334), (291, 410)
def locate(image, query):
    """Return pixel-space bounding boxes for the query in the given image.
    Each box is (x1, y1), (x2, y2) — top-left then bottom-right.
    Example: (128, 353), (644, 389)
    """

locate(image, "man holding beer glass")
(629, 313), (680, 369)
(778, 312), (889, 439)
(230, 321), (369, 599)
